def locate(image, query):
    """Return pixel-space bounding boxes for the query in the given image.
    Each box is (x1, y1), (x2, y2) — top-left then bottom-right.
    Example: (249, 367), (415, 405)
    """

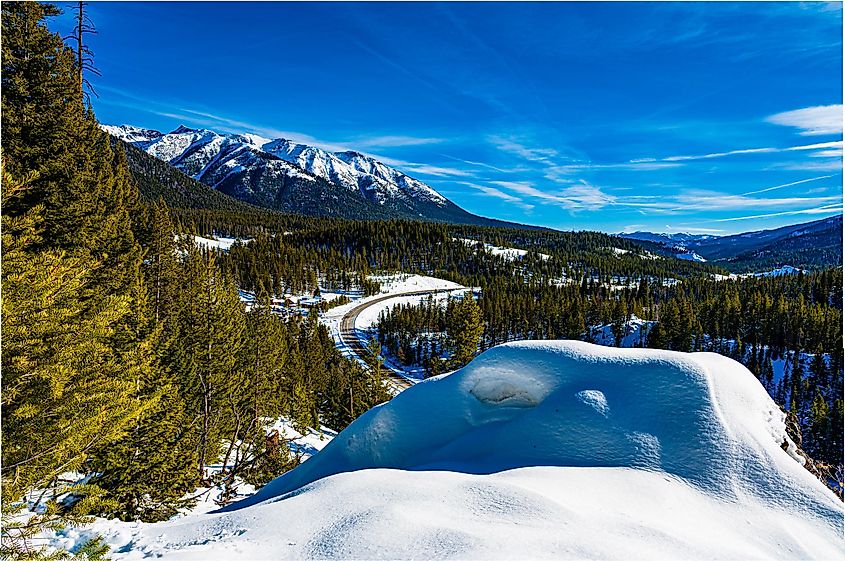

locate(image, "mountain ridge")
(105, 123), (545, 230)
(622, 215), (842, 272)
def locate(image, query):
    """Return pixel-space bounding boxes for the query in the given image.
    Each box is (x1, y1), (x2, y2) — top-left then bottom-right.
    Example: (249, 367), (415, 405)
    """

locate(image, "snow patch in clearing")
(191, 235), (250, 252)
(455, 238), (550, 261)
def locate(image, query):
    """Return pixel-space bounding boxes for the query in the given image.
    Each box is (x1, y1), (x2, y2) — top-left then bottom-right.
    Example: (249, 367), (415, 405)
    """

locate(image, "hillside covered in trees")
(1, 5), (388, 557)
(2, 3), (842, 560)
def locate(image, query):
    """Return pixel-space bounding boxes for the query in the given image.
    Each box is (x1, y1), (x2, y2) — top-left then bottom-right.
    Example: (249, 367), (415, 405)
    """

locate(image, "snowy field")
(353, 291), (457, 331)
(191, 234), (250, 252)
(713, 265), (807, 281)
(455, 238), (550, 261)
(321, 273), (465, 323)
(83, 341), (843, 560)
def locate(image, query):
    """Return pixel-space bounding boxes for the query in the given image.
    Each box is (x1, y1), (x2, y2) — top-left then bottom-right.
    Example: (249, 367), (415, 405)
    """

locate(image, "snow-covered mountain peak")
(101, 124), (162, 143)
(107, 123), (452, 212)
(170, 124), (199, 134)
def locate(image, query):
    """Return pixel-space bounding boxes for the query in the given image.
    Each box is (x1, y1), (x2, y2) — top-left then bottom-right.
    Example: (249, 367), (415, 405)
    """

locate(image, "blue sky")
(50, 2), (842, 234)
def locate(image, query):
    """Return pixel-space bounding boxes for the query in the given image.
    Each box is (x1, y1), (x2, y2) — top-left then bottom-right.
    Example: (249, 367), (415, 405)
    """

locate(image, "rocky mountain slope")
(106, 124), (533, 228)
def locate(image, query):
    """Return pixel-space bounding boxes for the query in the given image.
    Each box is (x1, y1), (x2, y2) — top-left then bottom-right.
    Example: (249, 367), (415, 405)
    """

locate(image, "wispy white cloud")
(492, 180), (616, 211)
(662, 147), (776, 161)
(810, 149), (843, 158)
(441, 154), (527, 174)
(713, 203), (843, 222)
(771, 160), (843, 171)
(787, 140), (843, 151)
(355, 135), (446, 148)
(638, 140), (842, 164)
(569, 187), (843, 217)
(766, 104), (843, 136)
(488, 136), (558, 163)
(401, 163), (476, 178)
(741, 174), (837, 195)
(462, 183), (534, 210)
(660, 190), (841, 213)
(489, 181), (842, 216)
(545, 161), (684, 180)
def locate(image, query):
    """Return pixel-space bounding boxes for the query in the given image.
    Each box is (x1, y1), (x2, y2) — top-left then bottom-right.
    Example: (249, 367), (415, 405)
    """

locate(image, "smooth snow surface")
(191, 235), (248, 252)
(108, 342), (844, 560)
(455, 238), (550, 261)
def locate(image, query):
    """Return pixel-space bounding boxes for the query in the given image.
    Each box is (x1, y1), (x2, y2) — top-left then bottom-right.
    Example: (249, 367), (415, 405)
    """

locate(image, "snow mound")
(231, 341), (836, 509)
(123, 342), (843, 559)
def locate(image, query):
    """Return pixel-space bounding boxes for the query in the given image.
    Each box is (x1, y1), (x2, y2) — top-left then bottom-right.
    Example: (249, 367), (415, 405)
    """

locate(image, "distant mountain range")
(619, 231), (718, 245)
(622, 215), (843, 272)
(105, 124), (537, 229)
(106, 123), (841, 272)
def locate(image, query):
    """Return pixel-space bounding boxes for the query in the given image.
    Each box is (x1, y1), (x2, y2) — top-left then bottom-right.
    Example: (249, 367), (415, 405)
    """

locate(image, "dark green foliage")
(1, 167), (150, 560)
(1, 3), (157, 556)
(1, 5), (394, 552)
(377, 296), (448, 371)
(446, 294), (485, 369)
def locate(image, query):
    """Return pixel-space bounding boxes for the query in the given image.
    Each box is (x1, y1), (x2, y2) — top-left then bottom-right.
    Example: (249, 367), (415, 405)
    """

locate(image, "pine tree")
(808, 346), (829, 395)
(170, 246), (247, 480)
(808, 391), (831, 460)
(446, 293), (484, 369)
(610, 298), (627, 347)
(3, 1), (142, 292)
(1, 167), (152, 553)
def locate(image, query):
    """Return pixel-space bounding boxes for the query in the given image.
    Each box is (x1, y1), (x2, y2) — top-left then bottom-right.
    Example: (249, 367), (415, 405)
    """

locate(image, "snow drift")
(116, 341), (843, 560)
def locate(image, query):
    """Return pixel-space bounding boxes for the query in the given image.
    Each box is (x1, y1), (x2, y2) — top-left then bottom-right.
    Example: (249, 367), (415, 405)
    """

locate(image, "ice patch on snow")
(576, 389), (609, 417)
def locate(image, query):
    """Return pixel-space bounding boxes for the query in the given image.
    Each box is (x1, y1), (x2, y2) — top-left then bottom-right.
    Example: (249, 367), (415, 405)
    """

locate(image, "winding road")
(338, 288), (460, 392)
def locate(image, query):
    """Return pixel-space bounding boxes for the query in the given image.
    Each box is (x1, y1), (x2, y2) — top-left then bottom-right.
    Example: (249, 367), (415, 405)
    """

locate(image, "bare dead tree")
(64, 2), (100, 106)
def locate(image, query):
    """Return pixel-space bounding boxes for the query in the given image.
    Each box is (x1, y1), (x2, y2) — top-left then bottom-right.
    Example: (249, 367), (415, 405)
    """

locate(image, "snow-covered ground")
(191, 234), (250, 252)
(320, 274), (467, 383)
(368, 273), (465, 295)
(455, 238), (550, 261)
(321, 274), (465, 327)
(713, 265), (806, 281)
(87, 341), (843, 560)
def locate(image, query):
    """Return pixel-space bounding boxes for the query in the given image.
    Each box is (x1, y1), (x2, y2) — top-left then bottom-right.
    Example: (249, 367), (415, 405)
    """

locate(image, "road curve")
(339, 288), (460, 392)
